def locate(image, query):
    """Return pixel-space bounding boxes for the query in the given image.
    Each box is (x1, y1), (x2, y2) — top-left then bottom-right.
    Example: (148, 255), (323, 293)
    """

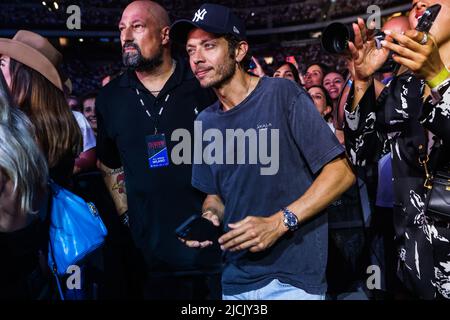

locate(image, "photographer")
(343, 1), (450, 299)
(381, 8), (450, 300)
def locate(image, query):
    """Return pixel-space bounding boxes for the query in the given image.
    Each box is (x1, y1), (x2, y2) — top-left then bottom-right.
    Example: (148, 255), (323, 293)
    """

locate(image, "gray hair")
(0, 107), (48, 215)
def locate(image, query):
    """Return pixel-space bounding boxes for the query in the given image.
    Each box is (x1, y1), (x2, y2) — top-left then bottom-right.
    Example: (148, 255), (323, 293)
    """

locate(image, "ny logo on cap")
(193, 8), (208, 22)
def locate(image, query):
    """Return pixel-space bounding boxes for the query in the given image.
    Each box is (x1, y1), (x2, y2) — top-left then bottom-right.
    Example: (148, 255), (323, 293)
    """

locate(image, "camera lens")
(321, 22), (355, 54)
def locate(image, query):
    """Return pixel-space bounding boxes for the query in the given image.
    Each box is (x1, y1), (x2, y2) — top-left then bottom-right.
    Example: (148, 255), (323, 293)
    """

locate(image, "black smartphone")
(415, 4), (441, 33)
(175, 214), (222, 242)
(382, 5), (441, 74)
(248, 57), (257, 70)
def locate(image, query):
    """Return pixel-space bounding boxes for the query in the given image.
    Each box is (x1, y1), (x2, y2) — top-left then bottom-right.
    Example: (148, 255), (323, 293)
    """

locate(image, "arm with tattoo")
(98, 161), (128, 216)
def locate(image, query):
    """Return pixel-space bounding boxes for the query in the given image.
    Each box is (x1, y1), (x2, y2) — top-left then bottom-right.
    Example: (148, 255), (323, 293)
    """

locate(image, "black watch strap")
(119, 211), (130, 227)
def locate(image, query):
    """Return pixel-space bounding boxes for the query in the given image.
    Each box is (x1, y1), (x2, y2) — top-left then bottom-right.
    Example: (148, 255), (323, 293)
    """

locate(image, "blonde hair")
(0, 107), (48, 215)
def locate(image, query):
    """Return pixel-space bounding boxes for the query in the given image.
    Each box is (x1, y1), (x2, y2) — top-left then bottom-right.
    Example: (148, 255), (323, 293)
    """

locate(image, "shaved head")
(119, 0), (171, 72)
(123, 0), (170, 29)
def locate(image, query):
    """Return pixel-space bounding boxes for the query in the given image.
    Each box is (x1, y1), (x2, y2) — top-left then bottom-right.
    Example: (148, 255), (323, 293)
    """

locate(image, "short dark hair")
(223, 34), (252, 71)
(81, 91), (97, 106)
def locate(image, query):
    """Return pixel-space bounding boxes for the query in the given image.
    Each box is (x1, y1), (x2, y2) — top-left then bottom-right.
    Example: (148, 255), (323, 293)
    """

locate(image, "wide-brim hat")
(0, 30), (63, 91)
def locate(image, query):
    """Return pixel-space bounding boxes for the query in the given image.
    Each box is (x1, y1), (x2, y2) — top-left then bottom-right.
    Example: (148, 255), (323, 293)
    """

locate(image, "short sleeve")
(286, 90), (344, 174)
(191, 115), (218, 195)
(192, 163), (217, 195)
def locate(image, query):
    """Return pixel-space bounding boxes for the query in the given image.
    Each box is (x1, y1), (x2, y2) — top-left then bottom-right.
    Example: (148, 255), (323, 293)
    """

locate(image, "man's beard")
(201, 58), (236, 89)
(122, 42), (163, 72)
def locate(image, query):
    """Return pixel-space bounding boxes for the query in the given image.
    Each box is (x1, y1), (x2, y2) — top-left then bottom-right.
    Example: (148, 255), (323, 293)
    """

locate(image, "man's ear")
(161, 26), (170, 45)
(235, 41), (249, 64)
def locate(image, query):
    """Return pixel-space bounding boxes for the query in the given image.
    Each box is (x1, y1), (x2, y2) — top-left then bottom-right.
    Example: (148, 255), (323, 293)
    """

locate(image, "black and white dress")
(344, 72), (450, 299)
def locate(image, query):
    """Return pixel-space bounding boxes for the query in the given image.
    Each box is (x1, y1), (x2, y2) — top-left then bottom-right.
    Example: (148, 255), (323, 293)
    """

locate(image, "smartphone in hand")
(248, 57), (257, 70)
(175, 214), (222, 242)
(415, 4), (441, 33)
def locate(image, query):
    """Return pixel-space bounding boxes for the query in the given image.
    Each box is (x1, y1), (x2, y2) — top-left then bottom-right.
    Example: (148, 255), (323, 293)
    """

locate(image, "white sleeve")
(72, 111), (96, 152)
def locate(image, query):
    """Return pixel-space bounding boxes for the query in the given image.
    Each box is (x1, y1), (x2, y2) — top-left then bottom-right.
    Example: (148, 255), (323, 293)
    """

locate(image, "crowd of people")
(328, 0), (406, 19)
(1, 0), (450, 301)
(0, 0), (408, 30)
(61, 42), (347, 97)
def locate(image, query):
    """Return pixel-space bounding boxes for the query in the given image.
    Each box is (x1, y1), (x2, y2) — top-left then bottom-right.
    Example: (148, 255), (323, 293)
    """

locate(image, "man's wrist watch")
(282, 207), (299, 231)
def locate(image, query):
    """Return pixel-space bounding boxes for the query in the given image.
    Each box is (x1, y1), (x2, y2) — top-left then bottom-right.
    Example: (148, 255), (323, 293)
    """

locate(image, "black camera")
(321, 4), (442, 55)
(321, 22), (355, 54)
(321, 23), (387, 54)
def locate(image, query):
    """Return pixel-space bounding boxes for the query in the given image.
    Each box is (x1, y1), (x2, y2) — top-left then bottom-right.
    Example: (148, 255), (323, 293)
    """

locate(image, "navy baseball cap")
(170, 3), (247, 44)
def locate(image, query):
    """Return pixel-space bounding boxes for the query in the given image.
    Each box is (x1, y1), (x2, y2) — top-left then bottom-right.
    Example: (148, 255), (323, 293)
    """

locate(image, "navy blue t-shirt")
(192, 77), (344, 295)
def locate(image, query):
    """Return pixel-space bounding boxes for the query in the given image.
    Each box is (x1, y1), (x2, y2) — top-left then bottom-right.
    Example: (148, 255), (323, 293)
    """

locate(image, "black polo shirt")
(96, 58), (221, 274)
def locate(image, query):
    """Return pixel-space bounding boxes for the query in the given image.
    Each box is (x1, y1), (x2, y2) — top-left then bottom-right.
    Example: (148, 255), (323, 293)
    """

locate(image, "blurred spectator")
(304, 62), (328, 89)
(81, 92), (98, 134)
(72, 110), (96, 175)
(323, 71), (345, 104)
(67, 95), (81, 112)
(273, 62), (300, 84)
(307, 85), (334, 130)
(323, 70), (345, 128)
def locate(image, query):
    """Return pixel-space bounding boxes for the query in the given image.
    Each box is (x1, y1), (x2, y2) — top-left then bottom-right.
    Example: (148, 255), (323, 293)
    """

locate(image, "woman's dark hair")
(9, 58), (82, 169)
(305, 62), (329, 75)
(273, 62), (300, 84)
(308, 85), (333, 121)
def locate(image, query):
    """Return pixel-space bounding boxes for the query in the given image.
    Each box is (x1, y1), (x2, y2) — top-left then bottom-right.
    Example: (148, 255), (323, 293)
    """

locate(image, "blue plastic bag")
(48, 181), (107, 276)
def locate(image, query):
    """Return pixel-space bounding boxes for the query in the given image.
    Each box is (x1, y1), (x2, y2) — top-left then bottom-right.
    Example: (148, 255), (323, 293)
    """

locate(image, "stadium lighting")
(59, 37), (68, 47)
(53, 2), (59, 10)
(264, 57), (273, 65)
(42, 1), (46, 6)
(78, 38), (84, 43)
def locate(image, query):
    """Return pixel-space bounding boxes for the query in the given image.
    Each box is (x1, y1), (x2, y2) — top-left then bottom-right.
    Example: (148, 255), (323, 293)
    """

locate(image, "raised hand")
(381, 30), (447, 83)
(347, 18), (391, 81)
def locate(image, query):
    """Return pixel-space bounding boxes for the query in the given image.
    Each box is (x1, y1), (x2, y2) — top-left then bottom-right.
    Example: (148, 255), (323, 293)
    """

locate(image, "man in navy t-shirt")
(171, 3), (356, 300)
